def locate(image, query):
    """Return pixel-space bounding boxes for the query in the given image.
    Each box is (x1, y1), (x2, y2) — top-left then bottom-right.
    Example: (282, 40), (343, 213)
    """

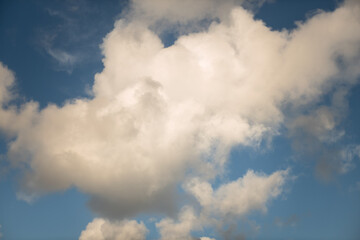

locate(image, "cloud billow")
(0, 0), (360, 239)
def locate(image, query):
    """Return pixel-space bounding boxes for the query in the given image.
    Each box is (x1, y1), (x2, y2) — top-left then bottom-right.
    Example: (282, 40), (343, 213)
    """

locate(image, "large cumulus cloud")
(0, 0), (360, 238)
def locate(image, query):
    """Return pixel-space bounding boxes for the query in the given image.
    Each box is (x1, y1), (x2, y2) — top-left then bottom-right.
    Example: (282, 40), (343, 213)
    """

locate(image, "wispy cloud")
(38, 29), (79, 73)
(46, 47), (78, 71)
(274, 214), (299, 228)
(287, 87), (360, 181)
(36, 0), (119, 73)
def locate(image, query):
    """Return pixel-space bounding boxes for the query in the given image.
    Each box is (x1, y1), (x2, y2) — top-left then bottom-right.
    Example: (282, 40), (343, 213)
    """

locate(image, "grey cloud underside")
(287, 87), (360, 181)
(88, 185), (177, 219)
(0, 0), (360, 239)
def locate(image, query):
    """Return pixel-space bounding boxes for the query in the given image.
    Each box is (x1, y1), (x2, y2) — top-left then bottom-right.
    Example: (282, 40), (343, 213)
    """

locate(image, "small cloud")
(46, 48), (78, 67)
(274, 214), (299, 227)
(39, 32), (79, 74)
(0, 224), (3, 239)
(16, 192), (38, 204)
(184, 169), (290, 218)
(79, 218), (148, 240)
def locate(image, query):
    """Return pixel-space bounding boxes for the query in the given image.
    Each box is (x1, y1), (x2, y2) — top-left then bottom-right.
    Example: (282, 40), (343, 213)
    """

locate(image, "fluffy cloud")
(156, 169), (288, 239)
(0, 63), (14, 105)
(0, 64), (38, 140)
(79, 218), (147, 240)
(156, 206), (200, 240)
(185, 169), (289, 217)
(0, 0), (360, 235)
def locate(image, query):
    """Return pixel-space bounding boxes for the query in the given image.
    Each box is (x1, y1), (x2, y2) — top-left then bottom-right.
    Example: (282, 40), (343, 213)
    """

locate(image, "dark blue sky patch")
(255, 0), (339, 31)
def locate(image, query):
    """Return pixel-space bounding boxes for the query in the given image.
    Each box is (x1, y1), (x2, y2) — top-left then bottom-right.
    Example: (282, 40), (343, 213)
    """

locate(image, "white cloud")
(40, 33), (79, 73)
(0, 63), (38, 139)
(0, 63), (15, 105)
(0, 0), (359, 229)
(156, 206), (200, 240)
(46, 48), (78, 66)
(185, 169), (289, 217)
(79, 218), (147, 240)
(156, 169), (289, 239)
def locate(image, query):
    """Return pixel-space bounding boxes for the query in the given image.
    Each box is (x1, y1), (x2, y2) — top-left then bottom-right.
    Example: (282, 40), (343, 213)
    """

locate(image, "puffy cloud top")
(185, 169), (289, 217)
(79, 218), (147, 240)
(1, 0), (360, 218)
(0, 0), (360, 239)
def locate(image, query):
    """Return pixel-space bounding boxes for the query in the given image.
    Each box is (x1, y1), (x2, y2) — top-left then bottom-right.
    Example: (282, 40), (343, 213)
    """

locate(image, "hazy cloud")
(274, 214), (299, 228)
(287, 88), (360, 181)
(37, 0), (124, 73)
(46, 47), (78, 68)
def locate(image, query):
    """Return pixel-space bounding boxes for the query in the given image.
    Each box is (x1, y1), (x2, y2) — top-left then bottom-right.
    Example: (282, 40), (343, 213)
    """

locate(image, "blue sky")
(0, 0), (360, 239)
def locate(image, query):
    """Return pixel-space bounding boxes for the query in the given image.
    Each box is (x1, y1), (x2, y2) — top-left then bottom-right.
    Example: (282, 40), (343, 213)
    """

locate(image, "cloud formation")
(156, 206), (200, 240)
(0, 63), (15, 105)
(0, 0), (360, 238)
(79, 218), (147, 240)
(185, 169), (289, 217)
(274, 214), (299, 228)
(287, 88), (360, 181)
(156, 169), (289, 239)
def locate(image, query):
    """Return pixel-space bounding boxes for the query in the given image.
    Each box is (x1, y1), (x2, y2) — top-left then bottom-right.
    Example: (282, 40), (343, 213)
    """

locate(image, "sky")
(0, 0), (360, 239)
